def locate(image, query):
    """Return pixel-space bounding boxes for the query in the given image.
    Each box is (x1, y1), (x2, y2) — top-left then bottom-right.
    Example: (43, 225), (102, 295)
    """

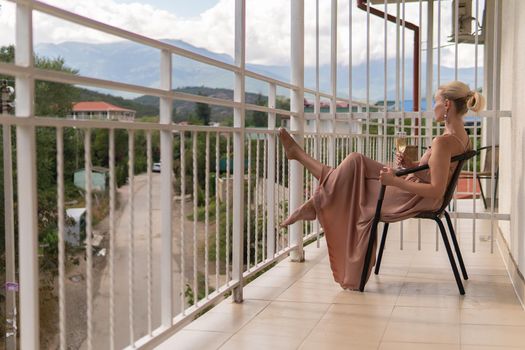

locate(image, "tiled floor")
(157, 218), (525, 350)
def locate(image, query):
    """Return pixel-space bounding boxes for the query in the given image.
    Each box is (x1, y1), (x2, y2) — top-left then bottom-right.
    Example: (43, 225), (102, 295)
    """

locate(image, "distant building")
(74, 167), (109, 192)
(71, 101), (136, 121)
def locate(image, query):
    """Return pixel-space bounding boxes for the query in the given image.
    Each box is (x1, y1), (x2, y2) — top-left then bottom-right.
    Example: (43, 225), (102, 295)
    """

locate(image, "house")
(73, 167), (109, 192)
(71, 101), (136, 121)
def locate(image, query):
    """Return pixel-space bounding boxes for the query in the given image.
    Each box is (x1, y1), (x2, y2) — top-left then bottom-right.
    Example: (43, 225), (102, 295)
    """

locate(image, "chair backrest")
(482, 145), (499, 173)
(434, 150), (478, 215)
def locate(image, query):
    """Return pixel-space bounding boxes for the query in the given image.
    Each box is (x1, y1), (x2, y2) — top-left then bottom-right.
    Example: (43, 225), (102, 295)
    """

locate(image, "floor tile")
(461, 324), (525, 347)
(383, 322), (460, 344)
(155, 330), (231, 350)
(379, 342), (460, 350)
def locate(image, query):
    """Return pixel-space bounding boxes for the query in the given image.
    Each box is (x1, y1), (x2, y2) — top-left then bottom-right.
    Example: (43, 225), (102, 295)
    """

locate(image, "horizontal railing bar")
(449, 212), (510, 221)
(0, 62), (240, 109)
(306, 111), (512, 121)
(129, 281), (240, 350)
(244, 128), (278, 134)
(2, 61), (510, 123)
(244, 71), (296, 90)
(20, 0), (241, 72)
(9, 0), (302, 97)
(242, 245), (299, 280)
(245, 103), (298, 117)
(303, 88), (372, 107)
(128, 232), (317, 349)
(0, 62), (298, 117)
(0, 116), (241, 132)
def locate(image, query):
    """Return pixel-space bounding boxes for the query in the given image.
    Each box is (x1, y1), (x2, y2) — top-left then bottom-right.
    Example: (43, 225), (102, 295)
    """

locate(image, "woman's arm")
(381, 137), (451, 199)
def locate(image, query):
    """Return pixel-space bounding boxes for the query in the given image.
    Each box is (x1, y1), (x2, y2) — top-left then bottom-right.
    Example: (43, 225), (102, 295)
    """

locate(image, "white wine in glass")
(395, 132), (407, 153)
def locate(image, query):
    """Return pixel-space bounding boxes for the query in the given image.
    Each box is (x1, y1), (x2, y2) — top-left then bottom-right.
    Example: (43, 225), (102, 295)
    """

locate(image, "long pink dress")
(312, 134), (469, 290)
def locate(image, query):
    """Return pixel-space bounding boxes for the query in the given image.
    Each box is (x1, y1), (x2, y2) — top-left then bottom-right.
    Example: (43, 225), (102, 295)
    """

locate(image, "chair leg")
(494, 169), (499, 208)
(360, 185), (386, 292)
(477, 176), (487, 209)
(434, 217), (465, 295)
(360, 218), (380, 292)
(443, 211), (468, 280)
(374, 223), (389, 275)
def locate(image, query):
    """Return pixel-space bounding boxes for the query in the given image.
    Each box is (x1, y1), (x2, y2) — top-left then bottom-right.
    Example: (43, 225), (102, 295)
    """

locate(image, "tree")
(0, 45), (80, 267)
(0, 45), (79, 117)
(251, 93), (267, 127)
(195, 91), (211, 126)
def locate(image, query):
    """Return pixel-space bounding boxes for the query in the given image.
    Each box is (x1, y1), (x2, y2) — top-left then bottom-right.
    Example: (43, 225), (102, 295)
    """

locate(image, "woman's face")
(433, 90), (447, 123)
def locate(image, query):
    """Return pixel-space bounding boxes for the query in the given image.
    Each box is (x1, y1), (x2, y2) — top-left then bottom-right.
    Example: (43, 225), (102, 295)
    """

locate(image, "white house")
(71, 101), (136, 122)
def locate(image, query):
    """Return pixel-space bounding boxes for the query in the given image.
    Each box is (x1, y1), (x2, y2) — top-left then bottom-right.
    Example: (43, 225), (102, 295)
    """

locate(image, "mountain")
(35, 39), (482, 103)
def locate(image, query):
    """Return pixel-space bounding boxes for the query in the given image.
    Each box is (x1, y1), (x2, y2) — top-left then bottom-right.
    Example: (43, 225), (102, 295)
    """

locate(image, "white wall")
(499, 0), (525, 273)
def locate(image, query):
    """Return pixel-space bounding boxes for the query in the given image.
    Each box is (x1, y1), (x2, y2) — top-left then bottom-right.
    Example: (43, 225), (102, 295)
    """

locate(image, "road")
(78, 173), (213, 349)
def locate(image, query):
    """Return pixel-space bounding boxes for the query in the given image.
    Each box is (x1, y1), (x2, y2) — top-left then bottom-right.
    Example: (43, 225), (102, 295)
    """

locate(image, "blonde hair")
(438, 81), (485, 115)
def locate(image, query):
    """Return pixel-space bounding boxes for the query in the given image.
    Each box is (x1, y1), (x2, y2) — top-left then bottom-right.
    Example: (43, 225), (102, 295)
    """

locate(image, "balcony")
(0, 0), (523, 350)
(159, 220), (525, 350)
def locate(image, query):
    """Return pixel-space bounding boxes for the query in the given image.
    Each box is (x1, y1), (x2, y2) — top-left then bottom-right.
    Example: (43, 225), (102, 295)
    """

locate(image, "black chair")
(460, 145), (499, 209)
(359, 150), (478, 295)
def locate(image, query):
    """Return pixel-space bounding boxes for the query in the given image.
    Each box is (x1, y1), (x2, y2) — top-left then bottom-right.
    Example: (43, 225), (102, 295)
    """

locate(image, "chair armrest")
(394, 150), (478, 177)
(477, 145), (499, 151)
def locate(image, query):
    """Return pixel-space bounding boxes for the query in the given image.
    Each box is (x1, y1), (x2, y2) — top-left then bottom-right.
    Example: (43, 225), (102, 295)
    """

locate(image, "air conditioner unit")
(449, 0), (484, 44)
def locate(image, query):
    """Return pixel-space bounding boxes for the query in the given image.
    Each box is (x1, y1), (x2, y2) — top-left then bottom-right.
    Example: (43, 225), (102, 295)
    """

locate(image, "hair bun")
(466, 90), (485, 113)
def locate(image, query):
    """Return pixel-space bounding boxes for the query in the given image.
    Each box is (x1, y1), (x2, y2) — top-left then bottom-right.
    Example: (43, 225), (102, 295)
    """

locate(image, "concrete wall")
(499, 0), (525, 277)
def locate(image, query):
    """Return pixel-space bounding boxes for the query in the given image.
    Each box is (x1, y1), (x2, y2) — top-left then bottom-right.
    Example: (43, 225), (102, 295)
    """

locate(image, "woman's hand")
(395, 151), (413, 168)
(379, 167), (397, 186)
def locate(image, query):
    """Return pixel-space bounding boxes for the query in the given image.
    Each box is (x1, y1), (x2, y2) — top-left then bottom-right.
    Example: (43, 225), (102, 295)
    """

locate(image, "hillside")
(76, 86), (277, 123)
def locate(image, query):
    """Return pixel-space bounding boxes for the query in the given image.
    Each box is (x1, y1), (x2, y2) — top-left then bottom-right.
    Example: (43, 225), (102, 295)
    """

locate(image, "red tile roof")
(72, 101), (135, 113)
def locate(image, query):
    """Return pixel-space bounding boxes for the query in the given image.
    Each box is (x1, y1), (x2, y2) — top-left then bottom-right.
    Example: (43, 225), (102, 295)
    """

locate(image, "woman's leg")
(280, 197), (316, 227)
(278, 128), (324, 180)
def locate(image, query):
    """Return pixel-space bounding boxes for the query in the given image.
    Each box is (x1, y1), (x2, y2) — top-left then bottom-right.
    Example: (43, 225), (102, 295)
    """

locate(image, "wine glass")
(394, 131), (407, 169)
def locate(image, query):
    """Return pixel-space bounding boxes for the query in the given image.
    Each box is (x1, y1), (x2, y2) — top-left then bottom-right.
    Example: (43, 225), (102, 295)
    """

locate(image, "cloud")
(0, 0), (483, 68)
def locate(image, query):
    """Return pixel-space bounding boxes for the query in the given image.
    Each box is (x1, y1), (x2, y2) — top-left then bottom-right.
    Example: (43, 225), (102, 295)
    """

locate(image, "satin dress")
(312, 134), (470, 289)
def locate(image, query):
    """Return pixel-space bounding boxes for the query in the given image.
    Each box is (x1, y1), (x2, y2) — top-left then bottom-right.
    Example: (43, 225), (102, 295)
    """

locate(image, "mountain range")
(35, 39), (482, 109)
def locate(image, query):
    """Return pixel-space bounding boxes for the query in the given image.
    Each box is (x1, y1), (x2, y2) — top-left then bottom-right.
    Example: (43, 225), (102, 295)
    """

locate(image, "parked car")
(152, 162), (161, 172)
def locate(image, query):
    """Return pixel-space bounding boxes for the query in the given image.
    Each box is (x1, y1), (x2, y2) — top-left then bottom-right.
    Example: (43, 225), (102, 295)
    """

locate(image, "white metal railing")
(0, 0), (509, 349)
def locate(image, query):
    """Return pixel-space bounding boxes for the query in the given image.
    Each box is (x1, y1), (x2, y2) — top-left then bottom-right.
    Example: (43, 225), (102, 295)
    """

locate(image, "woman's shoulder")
(433, 133), (469, 151)
(431, 135), (454, 148)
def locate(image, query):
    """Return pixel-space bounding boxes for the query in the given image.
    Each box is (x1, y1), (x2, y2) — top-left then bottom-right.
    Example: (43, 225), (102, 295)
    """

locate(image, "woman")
(278, 81), (485, 290)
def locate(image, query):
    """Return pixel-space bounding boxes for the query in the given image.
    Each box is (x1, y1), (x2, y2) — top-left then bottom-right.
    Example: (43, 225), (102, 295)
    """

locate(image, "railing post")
(232, 0), (246, 302)
(425, 0), (434, 147)
(290, 0), (305, 261)
(3, 102), (16, 350)
(159, 49), (173, 325)
(15, 2), (39, 348)
(329, 0), (337, 167)
(267, 84), (277, 259)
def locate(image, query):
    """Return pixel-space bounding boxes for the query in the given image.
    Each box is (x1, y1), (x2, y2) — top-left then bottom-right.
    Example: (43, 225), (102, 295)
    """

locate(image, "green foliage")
(34, 56), (79, 117)
(247, 93), (268, 127)
(194, 91), (211, 126)
(184, 272), (213, 306)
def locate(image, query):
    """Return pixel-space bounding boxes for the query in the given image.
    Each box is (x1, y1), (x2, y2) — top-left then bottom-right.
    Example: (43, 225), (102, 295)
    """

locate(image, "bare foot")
(280, 199), (316, 228)
(278, 127), (300, 160)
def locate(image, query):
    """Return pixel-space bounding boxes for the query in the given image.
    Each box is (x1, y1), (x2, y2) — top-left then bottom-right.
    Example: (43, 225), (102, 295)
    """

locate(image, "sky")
(0, 0), (484, 68)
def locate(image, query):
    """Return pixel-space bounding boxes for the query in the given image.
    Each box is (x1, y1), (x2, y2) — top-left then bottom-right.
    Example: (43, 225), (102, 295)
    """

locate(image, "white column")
(232, 0), (246, 302)
(159, 50), (173, 326)
(15, 2), (39, 349)
(483, 0), (501, 205)
(290, 0), (305, 261)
